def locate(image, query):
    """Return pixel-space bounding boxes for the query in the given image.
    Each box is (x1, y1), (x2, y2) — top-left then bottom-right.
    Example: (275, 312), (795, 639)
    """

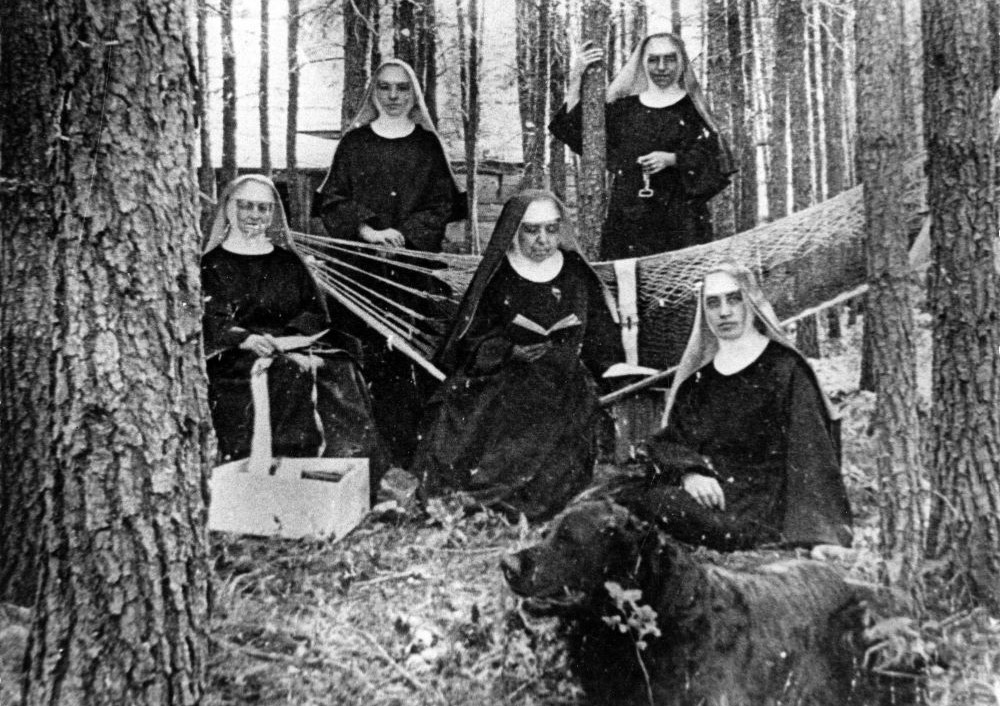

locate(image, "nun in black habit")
(411, 190), (625, 521)
(616, 261), (852, 550)
(549, 32), (734, 260)
(202, 175), (389, 487)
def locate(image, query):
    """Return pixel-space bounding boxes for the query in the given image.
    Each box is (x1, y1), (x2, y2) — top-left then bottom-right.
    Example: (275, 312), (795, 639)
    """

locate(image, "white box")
(208, 457), (369, 541)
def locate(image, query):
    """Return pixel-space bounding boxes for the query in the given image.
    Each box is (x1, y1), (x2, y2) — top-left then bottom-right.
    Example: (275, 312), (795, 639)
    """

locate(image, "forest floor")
(195, 310), (1000, 705)
(2, 311), (999, 705)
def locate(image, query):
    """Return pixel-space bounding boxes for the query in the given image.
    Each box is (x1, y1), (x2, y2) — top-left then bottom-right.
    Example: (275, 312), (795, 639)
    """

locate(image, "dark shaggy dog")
(502, 500), (870, 706)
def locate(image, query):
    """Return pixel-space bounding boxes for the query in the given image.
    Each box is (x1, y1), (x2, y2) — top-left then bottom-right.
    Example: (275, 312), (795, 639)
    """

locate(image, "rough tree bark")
(578, 0), (611, 259)
(705, 0), (736, 239)
(195, 0), (215, 235)
(729, 0), (756, 233)
(549, 0), (569, 201)
(822, 2), (847, 198)
(457, 0), (481, 252)
(923, 0), (1000, 611)
(857, 0), (925, 593)
(287, 0), (308, 231)
(393, 0), (437, 121)
(516, 0), (545, 188)
(783, 0), (811, 213)
(221, 0), (237, 185)
(767, 0), (789, 219)
(259, 0), (272, 176)
(0, 1), (55, 607)
(343, 0), (381, 131)
(1, 0), (214, 702)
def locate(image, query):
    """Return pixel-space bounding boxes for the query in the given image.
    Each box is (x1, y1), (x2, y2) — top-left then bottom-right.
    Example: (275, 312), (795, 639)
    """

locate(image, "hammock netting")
(293, 163), (924, 374)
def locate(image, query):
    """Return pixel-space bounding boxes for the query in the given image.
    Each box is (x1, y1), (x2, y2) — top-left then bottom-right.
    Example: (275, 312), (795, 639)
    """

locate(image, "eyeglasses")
(520, 220), (562, 236)
(235, 199), (275, 214)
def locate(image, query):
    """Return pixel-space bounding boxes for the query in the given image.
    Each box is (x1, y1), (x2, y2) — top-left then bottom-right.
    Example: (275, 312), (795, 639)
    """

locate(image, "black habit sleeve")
(780, 359), (853, 547)
(398, 139), (454, 252)
(317, 132), (377, 241)
(284, 259), (330, 335)
(202, 263), (251, 356)
(673, 103), (730, 202)
(642, 380), (718, 485)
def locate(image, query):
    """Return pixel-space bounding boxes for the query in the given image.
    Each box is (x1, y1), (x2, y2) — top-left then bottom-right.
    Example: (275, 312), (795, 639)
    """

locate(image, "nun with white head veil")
(410, 190), (625, 521)
(202, 175), (389, 491)
(550, 31), (735, 260)
(314, 58), (463, 252)
(612, 261), (852, 551)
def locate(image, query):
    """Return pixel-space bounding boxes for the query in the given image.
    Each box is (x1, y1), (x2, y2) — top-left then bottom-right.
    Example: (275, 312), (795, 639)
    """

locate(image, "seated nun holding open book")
(201, 175), (389, 493)
(410, 189), (628, 520)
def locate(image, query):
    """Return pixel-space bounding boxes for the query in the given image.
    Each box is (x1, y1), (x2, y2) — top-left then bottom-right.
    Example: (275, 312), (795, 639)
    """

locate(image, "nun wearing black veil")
(410, 190), (624, 521)
(201, 175), (389, 487)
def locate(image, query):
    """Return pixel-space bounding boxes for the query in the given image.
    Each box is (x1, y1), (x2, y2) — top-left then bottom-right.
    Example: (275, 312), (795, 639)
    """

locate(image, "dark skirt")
(207, 349), (389, 488)
(411, 354), (599, 521)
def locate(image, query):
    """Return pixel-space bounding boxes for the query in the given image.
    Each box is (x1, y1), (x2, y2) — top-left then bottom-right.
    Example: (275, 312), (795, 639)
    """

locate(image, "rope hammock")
(292, 159), (926, 400)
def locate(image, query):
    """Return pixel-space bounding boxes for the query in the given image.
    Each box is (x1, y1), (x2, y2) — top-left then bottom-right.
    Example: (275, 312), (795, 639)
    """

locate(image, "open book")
(602, 362), (660, 378)
(508, 313), (582, 345)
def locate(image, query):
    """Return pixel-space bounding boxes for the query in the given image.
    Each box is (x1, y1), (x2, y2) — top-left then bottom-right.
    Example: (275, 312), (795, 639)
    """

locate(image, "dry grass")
(2, 309), (998, 705)
(205, 499), (583, 706)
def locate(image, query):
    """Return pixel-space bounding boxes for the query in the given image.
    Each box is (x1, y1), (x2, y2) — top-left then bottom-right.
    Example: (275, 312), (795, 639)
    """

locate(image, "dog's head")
(501, 500), (650, 614)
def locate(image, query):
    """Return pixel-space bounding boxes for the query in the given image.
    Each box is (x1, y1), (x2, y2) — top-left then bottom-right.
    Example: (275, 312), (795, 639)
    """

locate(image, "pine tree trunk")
(744, 0), (772, 223)
(705, 0), (736, 239)
(767, 0), (789, 218)
(221, 0), (238, 185)
(672, 0), (682, 36)
(343, 0), (381, 131)
(0, 1), (55, 606)
(549, 0), (569, 201)
(923, 0), (1000, 611)
(858, 0), (925, 592)
(783, 0), (811, 212)
(1, 1), (214, 702)
(286, 0), (307, 231)
(195, 0), (215, 236)
(821, 2), (847, 196)
(808, 1), (827, 201)
(729, 0), (756, 232)
(393, 0), (437, 121)
(457, 0), (481, 252)
(259, 0), (272, 176)
(826, 306), (841, 339)
(516, 0), (542, 186)
(631, 0), (647, 40)
(795, 315), (819, 357)
(578, 0), (611, 259)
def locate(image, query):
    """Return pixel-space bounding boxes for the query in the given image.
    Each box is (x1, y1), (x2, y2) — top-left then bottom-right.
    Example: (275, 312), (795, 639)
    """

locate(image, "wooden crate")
(208, 457), (369, 541)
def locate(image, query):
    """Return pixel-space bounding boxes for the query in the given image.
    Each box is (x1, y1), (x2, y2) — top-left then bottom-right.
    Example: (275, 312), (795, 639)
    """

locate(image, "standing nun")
(550, 32), (735, 260)
(314, 58), (463, 252)
(313, 59), (465, 465)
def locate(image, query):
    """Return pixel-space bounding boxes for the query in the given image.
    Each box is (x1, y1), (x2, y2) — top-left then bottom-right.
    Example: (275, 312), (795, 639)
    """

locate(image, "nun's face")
(644, 35), (682, 90)
(516, 199), (562, 263)
(703, 271), (752, 341)
(374, 65), (415, 118)
(227, 181), (275, 238)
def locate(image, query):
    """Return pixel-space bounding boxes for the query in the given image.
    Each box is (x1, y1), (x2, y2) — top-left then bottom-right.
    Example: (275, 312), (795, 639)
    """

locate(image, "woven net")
(293, 162), (924, 372)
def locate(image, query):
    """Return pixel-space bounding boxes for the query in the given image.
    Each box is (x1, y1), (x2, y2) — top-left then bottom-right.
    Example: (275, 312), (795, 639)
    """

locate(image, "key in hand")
(638, 173), (654, 198)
